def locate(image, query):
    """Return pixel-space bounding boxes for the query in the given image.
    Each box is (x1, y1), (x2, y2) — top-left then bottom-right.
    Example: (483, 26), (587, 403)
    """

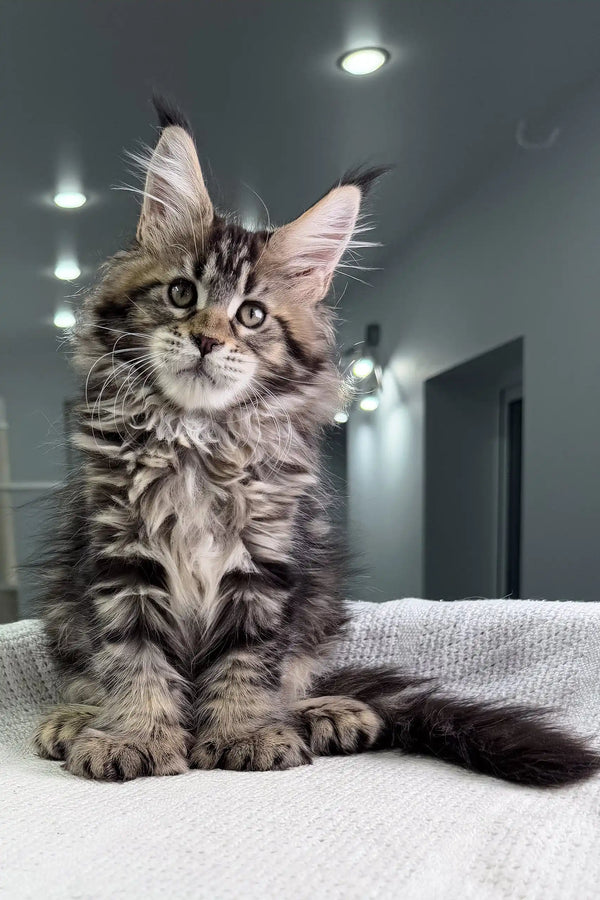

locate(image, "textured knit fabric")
(1, 599), (599, 900)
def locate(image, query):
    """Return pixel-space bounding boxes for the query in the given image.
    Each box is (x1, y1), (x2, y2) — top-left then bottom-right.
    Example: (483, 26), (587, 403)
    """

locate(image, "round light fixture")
(339, 47), (389, 76)
(54, 260), (81, 281)
(334, 411), (349, 424)
(352, 357), (375, 379)
(360, 395), (380, 412)
(53, 191), (87, 209)
(53, 308), (76, 329)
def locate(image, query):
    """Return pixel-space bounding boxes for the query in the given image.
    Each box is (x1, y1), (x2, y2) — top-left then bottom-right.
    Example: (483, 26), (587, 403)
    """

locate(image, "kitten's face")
(81, 123), (366, 418)
(102, 221), (334, 413)
(112, 224), (273, 412)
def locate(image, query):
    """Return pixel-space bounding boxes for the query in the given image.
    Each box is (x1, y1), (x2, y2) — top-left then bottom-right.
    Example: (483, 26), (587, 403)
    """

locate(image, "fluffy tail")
(313, 666), (600, 786)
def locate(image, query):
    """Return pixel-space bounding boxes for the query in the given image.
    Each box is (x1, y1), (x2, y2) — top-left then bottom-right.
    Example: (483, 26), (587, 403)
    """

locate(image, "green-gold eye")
(236, 301), (266, 328)
(168, 278), (197, 309)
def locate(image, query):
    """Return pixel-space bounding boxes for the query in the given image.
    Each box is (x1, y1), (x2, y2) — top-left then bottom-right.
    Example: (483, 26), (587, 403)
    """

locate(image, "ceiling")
(2, 0), (600, 345)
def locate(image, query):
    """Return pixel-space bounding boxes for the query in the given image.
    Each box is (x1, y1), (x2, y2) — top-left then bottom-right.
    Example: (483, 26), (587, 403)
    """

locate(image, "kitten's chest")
(135, 452), (253, 619)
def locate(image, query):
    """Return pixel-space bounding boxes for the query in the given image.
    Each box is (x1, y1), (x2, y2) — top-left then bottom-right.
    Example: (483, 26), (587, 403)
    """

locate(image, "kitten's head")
(78, 101), (382, 423)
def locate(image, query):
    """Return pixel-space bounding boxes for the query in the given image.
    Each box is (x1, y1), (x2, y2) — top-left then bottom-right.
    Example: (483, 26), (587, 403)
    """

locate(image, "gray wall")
(345, 80), (600, 602)
(0, 337), (75, 614)
(0, 337), (74, 484)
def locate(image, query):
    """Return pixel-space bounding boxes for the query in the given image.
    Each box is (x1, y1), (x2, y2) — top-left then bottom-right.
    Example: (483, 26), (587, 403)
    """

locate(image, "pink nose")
(191, 334), (222, 357)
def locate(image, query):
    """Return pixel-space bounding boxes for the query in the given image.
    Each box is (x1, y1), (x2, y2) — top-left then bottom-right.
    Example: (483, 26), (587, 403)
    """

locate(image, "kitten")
(35, 100), (599, 784)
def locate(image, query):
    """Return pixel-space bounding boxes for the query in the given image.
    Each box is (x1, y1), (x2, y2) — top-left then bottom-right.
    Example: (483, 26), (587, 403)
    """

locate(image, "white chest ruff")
(137, 459), (254, 626)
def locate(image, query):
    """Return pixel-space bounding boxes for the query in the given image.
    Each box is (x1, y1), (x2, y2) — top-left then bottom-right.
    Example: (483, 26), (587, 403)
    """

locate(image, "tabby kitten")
(35, 101), (599, 785)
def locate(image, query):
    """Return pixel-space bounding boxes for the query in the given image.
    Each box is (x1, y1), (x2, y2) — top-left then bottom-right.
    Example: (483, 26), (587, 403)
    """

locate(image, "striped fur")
(35, 101), (600, 785)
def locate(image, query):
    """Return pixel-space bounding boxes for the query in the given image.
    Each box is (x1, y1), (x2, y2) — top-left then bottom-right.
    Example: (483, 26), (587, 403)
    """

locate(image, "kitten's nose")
(191, 333), (223, 357)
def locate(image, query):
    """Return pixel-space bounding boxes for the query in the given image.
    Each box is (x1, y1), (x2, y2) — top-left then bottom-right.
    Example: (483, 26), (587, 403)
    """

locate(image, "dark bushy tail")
(314, 666), (600, 786)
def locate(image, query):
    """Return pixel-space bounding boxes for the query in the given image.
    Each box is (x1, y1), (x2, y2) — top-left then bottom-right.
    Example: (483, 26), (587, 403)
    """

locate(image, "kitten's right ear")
(136, 123), (213, 247)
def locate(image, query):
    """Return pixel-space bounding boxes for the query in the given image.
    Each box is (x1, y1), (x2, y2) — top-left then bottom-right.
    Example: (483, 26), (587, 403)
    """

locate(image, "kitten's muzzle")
(191, 333), (223, 357)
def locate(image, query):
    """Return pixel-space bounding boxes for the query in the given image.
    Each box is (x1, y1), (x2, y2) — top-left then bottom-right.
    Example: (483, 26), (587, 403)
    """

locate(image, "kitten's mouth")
(176, 360), (208, 379)
(174, 359), (224, 388)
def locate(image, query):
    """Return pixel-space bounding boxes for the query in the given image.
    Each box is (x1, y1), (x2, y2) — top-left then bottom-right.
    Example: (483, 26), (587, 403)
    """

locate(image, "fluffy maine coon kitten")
(34, 101), (599, 785)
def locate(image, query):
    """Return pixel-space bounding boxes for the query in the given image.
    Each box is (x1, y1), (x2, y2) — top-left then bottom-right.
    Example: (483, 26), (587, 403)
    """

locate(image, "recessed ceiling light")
(359, 395), (380, 412)
(334, 411), (349, 424)
(352, 357), (375, 379)
(53, 308), (76, 329)
(54, 260), (81, 281)
(339, 47), (389, 76)
(53, 191), (87, 209)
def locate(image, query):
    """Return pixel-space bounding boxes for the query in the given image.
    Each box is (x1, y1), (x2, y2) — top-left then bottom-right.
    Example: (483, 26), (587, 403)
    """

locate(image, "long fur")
(33, 104), (600, 785)
(314, 667), (600, 786)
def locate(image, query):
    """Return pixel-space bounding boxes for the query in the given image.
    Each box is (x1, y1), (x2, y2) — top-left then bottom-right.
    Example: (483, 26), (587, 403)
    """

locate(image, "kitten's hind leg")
(34, 674), (104, 760)
(293, 696), (383, 755)
(34, 704), (100, 761)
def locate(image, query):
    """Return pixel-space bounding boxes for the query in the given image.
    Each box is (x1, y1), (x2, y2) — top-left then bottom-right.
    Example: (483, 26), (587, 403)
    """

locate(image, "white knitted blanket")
(1, 599), (599, 900)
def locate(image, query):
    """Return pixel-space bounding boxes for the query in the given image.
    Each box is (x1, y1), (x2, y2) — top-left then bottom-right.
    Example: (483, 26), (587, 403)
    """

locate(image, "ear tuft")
(152, 93), (194, 137)
(339, 164), (392, 196)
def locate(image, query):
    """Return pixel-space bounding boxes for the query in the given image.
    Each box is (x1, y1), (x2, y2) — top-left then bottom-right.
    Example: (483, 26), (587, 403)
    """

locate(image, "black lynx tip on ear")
(152, 93), (194, 137)
(339, 164), (392, 196)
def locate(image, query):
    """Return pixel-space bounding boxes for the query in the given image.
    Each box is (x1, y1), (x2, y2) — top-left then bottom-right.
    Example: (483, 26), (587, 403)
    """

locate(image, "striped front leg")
(64, 556), (190, 781)
(190, 569), (311, 771)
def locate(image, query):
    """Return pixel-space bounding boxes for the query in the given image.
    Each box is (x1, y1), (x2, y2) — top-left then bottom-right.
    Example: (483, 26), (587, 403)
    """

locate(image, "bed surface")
(2, 598), (599, 899)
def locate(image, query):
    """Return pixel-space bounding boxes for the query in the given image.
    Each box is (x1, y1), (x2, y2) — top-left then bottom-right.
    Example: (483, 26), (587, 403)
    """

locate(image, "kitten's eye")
(236, 302), (266, 329)
(168, 278), (197, 309)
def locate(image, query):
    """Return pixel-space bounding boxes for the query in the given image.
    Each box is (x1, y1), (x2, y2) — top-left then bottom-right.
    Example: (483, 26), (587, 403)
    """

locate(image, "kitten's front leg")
(64, 560), (190, 781)
(191, 650), (311, 771)
(190, 571), (311, 771)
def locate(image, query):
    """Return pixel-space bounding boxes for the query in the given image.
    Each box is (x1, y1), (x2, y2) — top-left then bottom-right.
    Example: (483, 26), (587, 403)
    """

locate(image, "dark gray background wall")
(344, 78), (600, 601)
(0, 339), (74, 486)
(2, 1), (600, 613)
(0, 338), (75, 614)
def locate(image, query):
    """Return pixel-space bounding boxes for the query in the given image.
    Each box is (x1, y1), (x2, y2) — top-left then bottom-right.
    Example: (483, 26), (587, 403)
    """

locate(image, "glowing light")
(53, 308), (76, 329)
(334, 411), (349, 424)
(53, 191), (87, 209)
(360, 395), (379, 412)
(352, 357), (375, 379)
(339, 48), (389, 76)
(54, 260), (81, 281)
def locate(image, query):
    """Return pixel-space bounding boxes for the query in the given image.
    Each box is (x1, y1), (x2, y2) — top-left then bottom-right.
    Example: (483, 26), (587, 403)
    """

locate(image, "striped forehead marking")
(196, 222), (270, 305)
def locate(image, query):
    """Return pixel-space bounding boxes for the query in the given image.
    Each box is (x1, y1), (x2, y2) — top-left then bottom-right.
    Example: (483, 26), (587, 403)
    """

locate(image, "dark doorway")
(424, 338), (524, 600)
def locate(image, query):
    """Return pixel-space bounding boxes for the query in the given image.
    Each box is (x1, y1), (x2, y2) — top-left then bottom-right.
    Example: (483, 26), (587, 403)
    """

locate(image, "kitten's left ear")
(260, 185), (360, 303)
(136, 120), (213, 248)
(260, 168), (386, 303)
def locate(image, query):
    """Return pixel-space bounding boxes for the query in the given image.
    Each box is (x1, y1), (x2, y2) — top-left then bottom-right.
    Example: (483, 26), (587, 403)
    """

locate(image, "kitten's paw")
(191, 724), (312, 771)
(294, 696), (382, 754)
(34, 704), (99, 760)
(65, 727), (189, 781)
